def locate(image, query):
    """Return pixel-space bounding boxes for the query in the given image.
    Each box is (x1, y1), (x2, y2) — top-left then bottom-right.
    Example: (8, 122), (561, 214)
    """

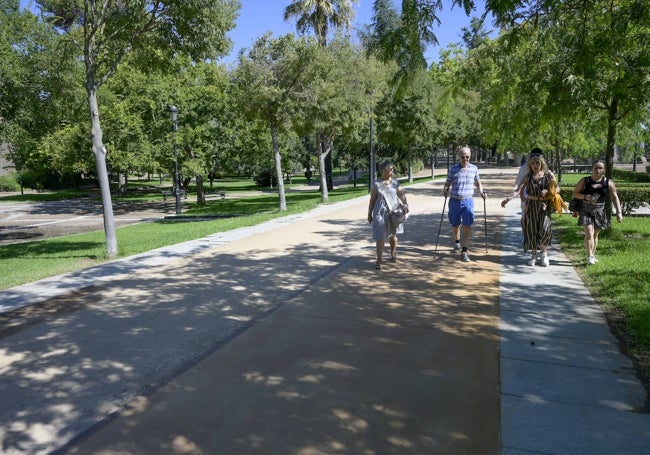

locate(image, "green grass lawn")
(0, 183), (372, 290)
(0, 172), (432, 290)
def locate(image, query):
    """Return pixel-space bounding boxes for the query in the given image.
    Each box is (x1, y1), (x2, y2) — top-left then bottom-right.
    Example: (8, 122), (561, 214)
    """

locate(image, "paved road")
(0, 198), (171, 246)
(1, 168), (648, 455)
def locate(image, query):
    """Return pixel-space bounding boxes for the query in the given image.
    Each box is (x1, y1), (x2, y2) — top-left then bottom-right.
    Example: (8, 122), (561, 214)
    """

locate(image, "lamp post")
(169, 105), (181, 214)
(369, 108), (375, 192)
(367, 89), (375, 192)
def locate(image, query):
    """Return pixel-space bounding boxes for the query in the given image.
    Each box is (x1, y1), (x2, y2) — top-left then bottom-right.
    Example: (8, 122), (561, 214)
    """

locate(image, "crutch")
(432, 195), (448, 260)
(483, 195), (489, 253)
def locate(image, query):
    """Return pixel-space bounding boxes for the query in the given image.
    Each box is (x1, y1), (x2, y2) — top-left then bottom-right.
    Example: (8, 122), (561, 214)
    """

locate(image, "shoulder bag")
(569, 177), (586, 213)
(377, 181), (406, 225)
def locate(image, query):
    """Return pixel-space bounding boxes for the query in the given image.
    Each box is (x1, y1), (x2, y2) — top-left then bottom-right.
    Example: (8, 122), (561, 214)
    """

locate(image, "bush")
(560, 184), (650, 216)
(612, 168), (650, 183)
(0, 173), (21, 192)
(253, 168), (277, 188)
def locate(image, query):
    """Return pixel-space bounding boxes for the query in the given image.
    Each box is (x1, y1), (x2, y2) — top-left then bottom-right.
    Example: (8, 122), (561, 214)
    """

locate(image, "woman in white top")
(367, 160), (409, 269)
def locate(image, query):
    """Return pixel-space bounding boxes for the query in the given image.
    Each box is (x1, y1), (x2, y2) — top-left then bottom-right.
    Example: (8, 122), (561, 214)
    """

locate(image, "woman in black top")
(572, 160), (623, 265)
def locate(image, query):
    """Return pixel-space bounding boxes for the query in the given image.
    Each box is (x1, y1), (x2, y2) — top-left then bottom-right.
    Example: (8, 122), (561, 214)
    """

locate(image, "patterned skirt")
(578, 203), (610, 230)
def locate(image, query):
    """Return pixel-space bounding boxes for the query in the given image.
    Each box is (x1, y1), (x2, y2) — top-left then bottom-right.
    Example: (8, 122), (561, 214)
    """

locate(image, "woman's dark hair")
(378, 160), (393, 172)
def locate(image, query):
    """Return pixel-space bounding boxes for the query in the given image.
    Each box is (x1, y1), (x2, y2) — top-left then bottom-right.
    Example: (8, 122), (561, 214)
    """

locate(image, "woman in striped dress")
(502, 155), (557, 266)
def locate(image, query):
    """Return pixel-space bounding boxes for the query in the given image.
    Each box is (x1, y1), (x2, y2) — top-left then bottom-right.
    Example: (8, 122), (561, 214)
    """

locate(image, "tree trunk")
(271, 124), (287, 211)
(318, 138), (330, 203)
(324, 144), (333, 191)
(87, 86), (117, 258)
(605, 98), (619, 218)
(196, 174), (206, 205)
(555, 144), (563, 183)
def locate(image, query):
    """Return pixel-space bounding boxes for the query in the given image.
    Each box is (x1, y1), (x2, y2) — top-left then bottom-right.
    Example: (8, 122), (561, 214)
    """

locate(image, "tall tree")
(164, 59), (233, 205)
(399, 0), (650, 178)
(298, 40), (391, 201)
(284, 0), (359, 194)
(376, 68), (438, 179)
(551, 0), (650, 185)
(235, 33), (317, 211)
(460, 16), (491, 50)
(368, 0), (447, 94)
(35, 0), (240, 257)
(284, 0), (359, 47)
(494, 1), (648, 177)
(1, 1), (82, 184)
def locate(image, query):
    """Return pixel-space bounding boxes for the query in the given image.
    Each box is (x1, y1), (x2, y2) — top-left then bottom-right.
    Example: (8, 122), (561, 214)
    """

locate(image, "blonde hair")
(527, 155), (548, 172)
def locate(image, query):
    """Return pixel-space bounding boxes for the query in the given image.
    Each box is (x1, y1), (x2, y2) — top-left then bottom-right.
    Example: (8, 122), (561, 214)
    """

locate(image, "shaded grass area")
(0, 189), (98, 202)
(555, 214), (650, 383)
(0, 174), (433, 290)
(0, 184), (373, 290)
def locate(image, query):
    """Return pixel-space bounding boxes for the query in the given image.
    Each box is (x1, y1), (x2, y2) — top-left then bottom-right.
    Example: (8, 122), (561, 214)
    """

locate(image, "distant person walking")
(443, 146), (487, 262)
(573, 160), (623, 265)
(502, 154), (565, 267)
(368, 160), (409, 269)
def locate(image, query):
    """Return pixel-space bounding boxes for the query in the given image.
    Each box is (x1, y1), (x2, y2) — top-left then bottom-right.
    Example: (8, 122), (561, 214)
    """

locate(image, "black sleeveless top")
(582, 176), (608, 204)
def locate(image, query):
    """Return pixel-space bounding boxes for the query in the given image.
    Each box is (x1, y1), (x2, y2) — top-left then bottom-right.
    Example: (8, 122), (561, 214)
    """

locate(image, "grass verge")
(0, 185), (374, 290)
(555, 214), (650, 388)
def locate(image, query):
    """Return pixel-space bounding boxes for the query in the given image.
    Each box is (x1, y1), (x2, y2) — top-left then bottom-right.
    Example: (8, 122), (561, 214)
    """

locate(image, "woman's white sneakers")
(541, 253), (550, 267)
(587, 256), (597, 265)
(528, 253), (550, 267)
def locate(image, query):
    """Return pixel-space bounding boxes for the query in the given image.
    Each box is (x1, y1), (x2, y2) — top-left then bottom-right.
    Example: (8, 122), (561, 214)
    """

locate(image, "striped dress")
(523, 172), (553, 252)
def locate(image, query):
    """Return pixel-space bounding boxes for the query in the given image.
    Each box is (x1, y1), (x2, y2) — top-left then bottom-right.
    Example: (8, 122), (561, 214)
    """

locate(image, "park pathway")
(1, 168), (649, 454)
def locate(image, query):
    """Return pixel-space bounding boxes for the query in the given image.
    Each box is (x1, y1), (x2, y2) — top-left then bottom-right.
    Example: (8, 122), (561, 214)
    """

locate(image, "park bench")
(206, 190), (226, 200)
(161, 189), (187, 200)
(561, 164), (592, 173)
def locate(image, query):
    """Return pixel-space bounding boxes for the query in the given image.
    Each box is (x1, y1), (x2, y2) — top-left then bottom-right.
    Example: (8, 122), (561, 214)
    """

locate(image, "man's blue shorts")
(448, 198), (475, 227)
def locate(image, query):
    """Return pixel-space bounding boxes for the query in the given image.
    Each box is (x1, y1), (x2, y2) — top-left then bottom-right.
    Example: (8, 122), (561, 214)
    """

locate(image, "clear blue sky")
(225, 0), (491, 64)
(19, 0), (492, 64)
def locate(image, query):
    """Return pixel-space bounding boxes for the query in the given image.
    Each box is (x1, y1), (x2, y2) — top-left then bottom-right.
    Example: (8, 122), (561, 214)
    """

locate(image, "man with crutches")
(443, 146), (487, 262)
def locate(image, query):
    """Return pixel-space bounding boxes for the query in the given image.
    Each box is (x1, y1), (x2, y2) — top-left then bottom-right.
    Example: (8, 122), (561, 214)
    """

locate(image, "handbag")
(377, 181), (406, 225)
(569, 197), (582, 213)
(569, 176), (589, 213)
(389, 204), (406, 225)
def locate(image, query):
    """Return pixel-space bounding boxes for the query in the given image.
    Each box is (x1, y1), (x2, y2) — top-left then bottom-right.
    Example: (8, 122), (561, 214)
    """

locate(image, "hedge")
(560, 184), (650, 216)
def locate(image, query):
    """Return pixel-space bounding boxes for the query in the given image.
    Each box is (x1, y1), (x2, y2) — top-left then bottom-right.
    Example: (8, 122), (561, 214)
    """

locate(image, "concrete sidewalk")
(498, 203), (650, 454)
(1, 170), (648, 454)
